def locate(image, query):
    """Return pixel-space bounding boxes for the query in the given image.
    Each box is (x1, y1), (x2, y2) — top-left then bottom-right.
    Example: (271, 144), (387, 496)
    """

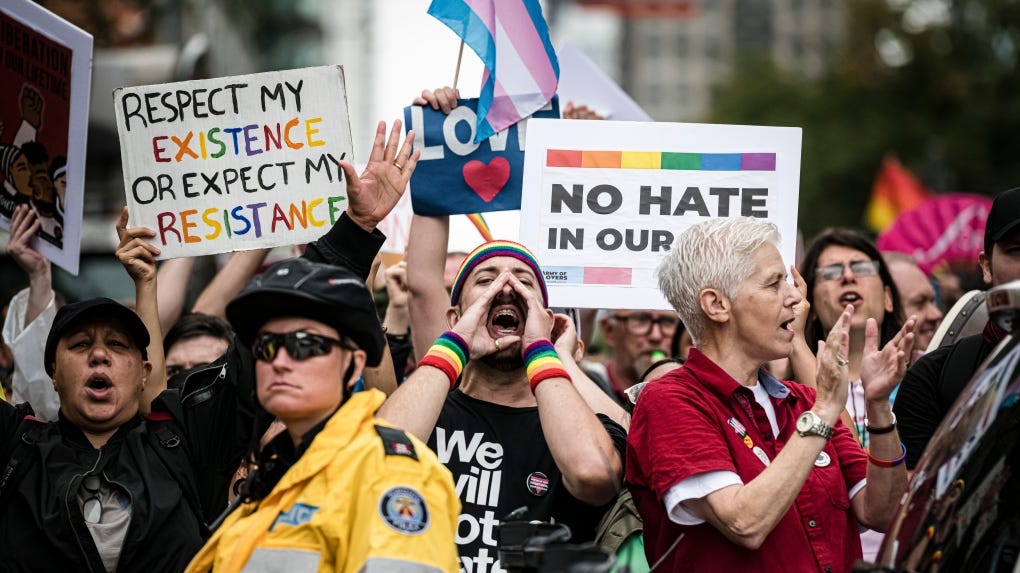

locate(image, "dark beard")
(479, 346), (525, 372)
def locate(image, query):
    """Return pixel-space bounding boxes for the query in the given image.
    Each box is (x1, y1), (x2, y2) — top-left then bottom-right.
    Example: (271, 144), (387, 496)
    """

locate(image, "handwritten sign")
(114, 66), (353, 259)
(0, 0), (92, 275)
(520, 119), (802, 309)
(404, 97), (558, 216)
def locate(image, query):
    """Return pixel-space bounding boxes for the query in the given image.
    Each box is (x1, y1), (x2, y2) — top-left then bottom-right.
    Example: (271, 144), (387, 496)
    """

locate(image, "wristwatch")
(796, 411), (834, 440)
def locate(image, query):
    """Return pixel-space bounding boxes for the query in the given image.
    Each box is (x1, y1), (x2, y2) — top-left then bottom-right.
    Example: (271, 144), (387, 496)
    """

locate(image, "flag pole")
(453, 40), (465, 90)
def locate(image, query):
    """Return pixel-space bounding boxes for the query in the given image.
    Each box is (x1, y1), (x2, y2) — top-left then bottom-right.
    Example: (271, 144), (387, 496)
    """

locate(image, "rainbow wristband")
(867, 442), (907, 468)
(524, 340), (570, 393)
(419, 332), (469, 389)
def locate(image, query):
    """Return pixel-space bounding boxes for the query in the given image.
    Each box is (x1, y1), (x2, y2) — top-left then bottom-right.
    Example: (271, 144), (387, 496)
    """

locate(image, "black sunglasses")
(252, 331), (351, 362)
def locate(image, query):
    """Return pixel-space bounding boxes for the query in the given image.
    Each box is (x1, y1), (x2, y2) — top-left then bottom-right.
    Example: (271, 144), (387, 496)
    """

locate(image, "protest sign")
(557, 43), (651, 122)
(114, 66), (354, 259)
(520, 119), (802, 310)
(404, 97), (559, 216)
(0, 0), (92, 275)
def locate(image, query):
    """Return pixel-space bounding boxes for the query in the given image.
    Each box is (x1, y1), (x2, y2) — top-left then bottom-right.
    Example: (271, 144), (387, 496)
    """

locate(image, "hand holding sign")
(414, 86), (460, 114)
(115, 207), (160, 284)
(340, 120), (419, 233)
(404, 90), (558, 216)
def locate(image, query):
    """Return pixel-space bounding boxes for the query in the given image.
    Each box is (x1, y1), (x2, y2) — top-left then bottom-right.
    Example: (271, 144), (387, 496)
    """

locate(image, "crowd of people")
(1, 85), (1017, 573)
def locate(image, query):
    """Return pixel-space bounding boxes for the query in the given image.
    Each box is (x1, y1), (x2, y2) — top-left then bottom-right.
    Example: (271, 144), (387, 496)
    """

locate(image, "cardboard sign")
(114, 66), (354, 259)
(520, 119), (802, 309)
(404, 97), (559, 216)
(0, 0), (92, 275)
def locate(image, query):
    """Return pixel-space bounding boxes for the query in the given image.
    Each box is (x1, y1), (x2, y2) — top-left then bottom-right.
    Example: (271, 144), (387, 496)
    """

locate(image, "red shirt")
(627, 348), (868, 573)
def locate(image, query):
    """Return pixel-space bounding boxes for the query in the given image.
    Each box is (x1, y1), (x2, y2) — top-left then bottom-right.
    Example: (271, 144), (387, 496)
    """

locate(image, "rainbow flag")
(465, 213), (493, 241)
(865, 156), (932, 233)
(428, 0), (559, 143)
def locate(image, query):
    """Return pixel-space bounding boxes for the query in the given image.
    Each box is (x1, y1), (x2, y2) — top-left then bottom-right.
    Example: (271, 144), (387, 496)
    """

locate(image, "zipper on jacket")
(181, 363), (228, 408)
(65, 449), (105, 572)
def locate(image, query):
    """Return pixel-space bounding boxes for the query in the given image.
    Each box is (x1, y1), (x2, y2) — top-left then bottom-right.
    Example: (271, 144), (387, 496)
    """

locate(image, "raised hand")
(114, 207), (160, 284)
(562, 101), (604, 120)
(339, 120), (419, 232)
(413, 86), (461, 115)
(385, 260), (410, 310)
(814, 304), (853, 421)
(790, 265), (811, 337)
(448, 271), (520, 358)
(7, 205), (48, 277)
(550, 313), (584, 362)
(861, 315), (917, 404)
(20, 86), (44, 129)
(508, 273), (554, 351)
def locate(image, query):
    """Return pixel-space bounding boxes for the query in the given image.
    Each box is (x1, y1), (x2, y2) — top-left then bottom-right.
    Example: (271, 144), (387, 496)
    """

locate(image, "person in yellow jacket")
(187, 257), (460, 573)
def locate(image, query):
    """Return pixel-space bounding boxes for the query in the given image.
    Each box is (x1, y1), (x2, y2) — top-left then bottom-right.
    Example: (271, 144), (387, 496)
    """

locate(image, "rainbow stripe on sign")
(546, 150), (776, 171)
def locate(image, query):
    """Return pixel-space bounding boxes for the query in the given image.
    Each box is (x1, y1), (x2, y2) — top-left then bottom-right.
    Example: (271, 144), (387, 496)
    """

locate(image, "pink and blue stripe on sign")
(428, 0), (559, 143)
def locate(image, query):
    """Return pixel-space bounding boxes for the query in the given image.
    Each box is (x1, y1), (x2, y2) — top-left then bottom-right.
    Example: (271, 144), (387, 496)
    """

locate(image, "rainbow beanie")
(449, 240), (549, 307)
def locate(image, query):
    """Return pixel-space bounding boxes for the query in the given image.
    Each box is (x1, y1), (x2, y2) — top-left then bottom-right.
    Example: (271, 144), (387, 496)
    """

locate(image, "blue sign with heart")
(403, 97), (559, 216)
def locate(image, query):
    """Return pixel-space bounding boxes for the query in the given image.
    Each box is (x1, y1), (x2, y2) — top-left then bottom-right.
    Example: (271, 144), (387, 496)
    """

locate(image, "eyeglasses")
(82, 475), (102, 524)
(252, 331), (349, 362)
(815, 260), (881, 282)
(612, 313), (680, 336)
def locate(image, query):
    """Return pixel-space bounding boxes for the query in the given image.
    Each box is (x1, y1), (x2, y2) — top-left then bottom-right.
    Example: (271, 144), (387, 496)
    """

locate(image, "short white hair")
(657, 218), (781, 344)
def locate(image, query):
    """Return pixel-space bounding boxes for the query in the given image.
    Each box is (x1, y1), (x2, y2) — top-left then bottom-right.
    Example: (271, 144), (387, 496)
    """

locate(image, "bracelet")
(867, 442), (907, 468)
(524, 340), (570, 393)
(418, 331), (469, 389)
(866, 412), (897, 435)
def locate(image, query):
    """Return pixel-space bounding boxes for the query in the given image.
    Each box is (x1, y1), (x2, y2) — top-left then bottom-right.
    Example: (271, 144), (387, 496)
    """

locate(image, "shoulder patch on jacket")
(374, 425), (418, 461)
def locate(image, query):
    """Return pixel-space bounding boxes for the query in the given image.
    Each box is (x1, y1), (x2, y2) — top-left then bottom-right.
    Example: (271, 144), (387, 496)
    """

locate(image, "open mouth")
(488, 304), (524, 338)
(839, 292), (862, 306)
(85, 375), (113, 399)
(780, 318), (795, 332)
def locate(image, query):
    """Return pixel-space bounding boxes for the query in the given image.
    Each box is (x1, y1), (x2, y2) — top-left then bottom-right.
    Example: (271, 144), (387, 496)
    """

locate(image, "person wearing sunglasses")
(0, 120), (431, 572)
(186, 257), (459, 573)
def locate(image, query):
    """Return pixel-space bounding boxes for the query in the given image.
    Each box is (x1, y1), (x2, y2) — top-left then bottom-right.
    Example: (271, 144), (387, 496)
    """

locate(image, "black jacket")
(0, 213), (385, 572)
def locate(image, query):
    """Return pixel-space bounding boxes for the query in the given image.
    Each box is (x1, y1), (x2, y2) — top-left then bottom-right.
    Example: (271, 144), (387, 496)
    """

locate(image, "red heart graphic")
(462, 157), (511, 203)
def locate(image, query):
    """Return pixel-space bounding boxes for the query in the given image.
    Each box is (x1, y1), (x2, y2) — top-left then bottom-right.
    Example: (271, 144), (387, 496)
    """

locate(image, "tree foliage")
(709, 0), (1020, 238)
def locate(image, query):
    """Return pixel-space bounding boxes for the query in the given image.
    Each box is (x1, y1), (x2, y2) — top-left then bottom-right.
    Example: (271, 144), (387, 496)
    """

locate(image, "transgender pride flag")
(428, 0), (559, 143)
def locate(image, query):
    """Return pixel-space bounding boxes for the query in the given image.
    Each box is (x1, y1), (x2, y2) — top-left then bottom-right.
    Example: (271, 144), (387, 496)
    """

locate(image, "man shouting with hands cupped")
(379, 241), (627, 573)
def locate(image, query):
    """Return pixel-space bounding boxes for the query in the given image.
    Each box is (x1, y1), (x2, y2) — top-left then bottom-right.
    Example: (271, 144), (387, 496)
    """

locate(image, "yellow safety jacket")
(186, 390), (460, 573)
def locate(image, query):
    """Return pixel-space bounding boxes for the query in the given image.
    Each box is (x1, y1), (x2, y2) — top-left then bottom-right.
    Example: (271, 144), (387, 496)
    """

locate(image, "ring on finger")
(393, 160), (404, 170)
(494, 339), (501, 351)
(836, 356), (849, 367)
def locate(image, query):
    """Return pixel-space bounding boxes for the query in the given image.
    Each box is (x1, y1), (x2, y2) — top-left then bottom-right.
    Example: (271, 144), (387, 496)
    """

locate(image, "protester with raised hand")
(799, 229), (907, 449)
(382, 260), (415, 381)
(381, 239), (627, 569)
(0, 120), (420, 571)
(2, 203), (59, 420)
(628, 217), (914, 572)
(114, 207), (166, 412)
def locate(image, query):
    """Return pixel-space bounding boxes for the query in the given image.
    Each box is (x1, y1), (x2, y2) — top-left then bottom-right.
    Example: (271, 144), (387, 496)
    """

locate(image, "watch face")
(797, 412), (814, 433)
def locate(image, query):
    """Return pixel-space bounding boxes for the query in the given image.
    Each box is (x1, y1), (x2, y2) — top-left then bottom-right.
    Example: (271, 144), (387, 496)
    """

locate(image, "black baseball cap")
(44, 298), (150, 376)
(226, 258), (385, 367)
(985, 187), (1020, 255)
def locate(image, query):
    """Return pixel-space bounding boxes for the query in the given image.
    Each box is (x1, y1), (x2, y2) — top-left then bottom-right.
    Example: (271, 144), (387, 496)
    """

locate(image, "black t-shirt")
(894, 334), (992, 469)
(428, 390), (626, 573)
